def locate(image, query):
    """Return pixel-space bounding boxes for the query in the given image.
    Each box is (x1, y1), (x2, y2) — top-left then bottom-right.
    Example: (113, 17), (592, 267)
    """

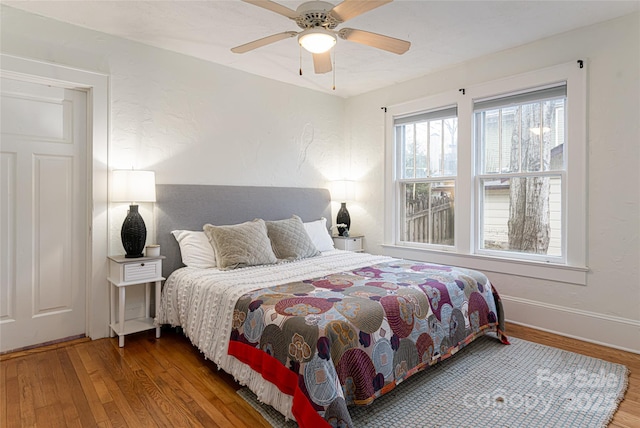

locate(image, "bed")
(155, 184), (508, 428)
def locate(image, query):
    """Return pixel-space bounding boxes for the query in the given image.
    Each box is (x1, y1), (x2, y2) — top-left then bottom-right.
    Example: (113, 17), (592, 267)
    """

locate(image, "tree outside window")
(475, 86), (566, 257)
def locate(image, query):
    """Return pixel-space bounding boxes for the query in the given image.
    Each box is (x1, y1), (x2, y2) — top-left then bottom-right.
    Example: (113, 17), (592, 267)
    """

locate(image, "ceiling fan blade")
(330, 0), (392, 22)
(231, 31), (298, 53)
(313, 52), (332, 74)
(241, 0), (299, 19)
(338, 28), (410, 54)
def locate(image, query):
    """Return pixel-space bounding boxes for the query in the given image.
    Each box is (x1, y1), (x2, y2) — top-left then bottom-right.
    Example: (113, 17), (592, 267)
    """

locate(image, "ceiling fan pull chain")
(299, 45), (303, 75)
(332, 49), (336, 91)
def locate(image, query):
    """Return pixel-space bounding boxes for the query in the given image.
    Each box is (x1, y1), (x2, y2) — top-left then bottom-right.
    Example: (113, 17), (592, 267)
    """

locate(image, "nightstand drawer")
(332, 235), (364, 252)
(123, 260), (161, 282)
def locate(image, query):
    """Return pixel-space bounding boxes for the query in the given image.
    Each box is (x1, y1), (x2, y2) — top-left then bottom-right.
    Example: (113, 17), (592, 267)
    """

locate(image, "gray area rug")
(237, 335), (628, 427)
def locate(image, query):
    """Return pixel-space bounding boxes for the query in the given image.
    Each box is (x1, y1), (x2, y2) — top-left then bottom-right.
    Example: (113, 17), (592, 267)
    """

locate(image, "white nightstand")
(107, 255), (165, 347)
(332, 235), (364, 252)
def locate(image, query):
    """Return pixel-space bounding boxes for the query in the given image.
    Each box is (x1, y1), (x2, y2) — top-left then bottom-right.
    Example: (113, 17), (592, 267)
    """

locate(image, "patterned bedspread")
(227, 259), (507, 427)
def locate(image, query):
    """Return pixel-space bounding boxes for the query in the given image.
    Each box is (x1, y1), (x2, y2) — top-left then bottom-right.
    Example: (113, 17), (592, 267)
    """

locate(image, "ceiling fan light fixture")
(298, 28), (336, 54)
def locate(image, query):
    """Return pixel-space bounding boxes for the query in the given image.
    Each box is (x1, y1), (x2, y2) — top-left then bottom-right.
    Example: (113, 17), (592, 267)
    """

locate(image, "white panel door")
(0, 77), (88, 352)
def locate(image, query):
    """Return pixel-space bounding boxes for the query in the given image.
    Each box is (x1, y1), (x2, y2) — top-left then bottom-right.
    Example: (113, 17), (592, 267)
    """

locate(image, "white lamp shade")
(331, 180), (356, 202)
(298, 28), (336, 54)
(112, 170), (156, 203)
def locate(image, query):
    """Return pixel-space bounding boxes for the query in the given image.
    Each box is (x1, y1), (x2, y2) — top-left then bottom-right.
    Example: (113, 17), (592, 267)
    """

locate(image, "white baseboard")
(501, 295), (640, 354)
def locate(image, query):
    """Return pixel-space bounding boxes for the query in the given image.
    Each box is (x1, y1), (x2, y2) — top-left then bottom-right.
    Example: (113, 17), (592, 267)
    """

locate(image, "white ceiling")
(5, 0), (639, 98)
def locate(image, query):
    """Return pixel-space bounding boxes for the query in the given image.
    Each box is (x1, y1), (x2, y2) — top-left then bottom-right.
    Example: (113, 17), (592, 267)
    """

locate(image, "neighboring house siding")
(483, 187), (510, 248)
(548, 177), (561, 256)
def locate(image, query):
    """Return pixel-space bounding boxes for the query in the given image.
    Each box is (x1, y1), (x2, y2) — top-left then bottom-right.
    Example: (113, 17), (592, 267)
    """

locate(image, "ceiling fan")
(231, 0), (411, 74)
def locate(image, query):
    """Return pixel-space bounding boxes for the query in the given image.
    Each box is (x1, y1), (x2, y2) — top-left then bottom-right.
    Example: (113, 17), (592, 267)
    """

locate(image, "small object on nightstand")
(145, 244), (160, 257)
(107, 255), (165, 347)
(333, 235), (364, 252)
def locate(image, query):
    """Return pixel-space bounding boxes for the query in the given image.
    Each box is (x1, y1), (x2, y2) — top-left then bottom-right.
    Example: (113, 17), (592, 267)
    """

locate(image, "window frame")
(395, 105), (458, 249)
(385, 91), (463, 252)
(384, 62), (587, 285)
(473, 84), (568, 264)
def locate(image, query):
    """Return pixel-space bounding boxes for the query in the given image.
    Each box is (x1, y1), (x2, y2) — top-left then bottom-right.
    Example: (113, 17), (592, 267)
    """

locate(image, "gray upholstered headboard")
(155, 185), (332, 278)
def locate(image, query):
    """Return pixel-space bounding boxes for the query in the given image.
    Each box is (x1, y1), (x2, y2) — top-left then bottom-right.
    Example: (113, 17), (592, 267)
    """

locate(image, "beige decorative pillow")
(203, 219), (277, 270)
(266, 215), (320, 261)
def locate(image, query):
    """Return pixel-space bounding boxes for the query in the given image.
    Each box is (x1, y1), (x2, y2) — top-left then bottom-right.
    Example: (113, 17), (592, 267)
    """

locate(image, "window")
(475, 85), (566, 262)
(384, 62), (587, 284)
(395, 107), (457, 246)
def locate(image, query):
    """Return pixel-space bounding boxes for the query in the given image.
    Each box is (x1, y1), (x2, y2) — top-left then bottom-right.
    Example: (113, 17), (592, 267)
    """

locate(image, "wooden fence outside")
(404, 192), (454, 245)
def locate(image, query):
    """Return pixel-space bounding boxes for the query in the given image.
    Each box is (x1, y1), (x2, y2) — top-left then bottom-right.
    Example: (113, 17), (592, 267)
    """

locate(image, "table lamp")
(112, 170), (156, 258)
(331, 180), (356, 237)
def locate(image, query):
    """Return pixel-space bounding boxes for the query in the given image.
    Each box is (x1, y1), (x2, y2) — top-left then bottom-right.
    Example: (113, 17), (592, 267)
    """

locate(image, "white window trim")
(385, 90), (464, 250)
(384, 62), (588, 285)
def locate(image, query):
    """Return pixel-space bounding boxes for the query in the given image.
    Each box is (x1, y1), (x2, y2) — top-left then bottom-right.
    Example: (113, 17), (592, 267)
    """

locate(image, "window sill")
(380, 244), (588, 285)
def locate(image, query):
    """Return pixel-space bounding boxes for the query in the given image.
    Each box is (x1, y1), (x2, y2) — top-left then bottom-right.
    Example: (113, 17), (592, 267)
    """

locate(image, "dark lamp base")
(336, 202), (351, 237)
(124, 253), (145, 258)
(121, 204), (147, 258)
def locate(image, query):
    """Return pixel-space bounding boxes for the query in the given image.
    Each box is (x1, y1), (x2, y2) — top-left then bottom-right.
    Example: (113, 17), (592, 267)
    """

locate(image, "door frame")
(1, 53), (110, 340)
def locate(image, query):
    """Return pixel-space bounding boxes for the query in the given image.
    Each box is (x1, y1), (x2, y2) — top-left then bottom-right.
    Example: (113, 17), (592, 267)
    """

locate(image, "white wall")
(0, 5), (348, 241)
(345, 13), (640, 352)
(1, 5), (348, 328)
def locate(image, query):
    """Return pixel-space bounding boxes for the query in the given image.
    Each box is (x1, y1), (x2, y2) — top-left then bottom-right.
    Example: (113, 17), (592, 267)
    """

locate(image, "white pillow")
(303, 217), (335, 252)
(171, 230), (216, 269)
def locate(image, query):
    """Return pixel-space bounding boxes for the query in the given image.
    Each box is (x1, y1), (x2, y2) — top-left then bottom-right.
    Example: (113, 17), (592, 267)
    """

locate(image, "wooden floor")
(1, 323), (638, 427)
